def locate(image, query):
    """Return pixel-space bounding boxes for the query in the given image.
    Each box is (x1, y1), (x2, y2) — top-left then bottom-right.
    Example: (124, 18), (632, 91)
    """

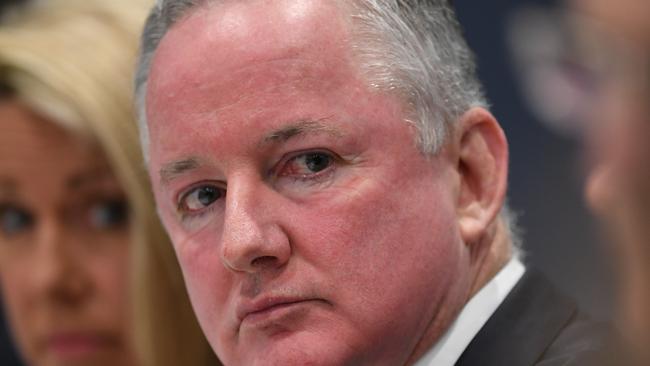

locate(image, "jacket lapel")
(455, 269), (577, 366)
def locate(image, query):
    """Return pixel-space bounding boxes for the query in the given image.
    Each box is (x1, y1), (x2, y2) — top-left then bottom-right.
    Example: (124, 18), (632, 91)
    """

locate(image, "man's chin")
(247, 343), (354, 366)
(221, 329), (369, 366)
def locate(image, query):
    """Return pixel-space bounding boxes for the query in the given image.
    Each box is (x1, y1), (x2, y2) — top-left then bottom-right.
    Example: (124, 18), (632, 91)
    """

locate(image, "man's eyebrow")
(158, 121), (340, 185)
(261, 118), (343, 145)
(159, 157), (202, 185)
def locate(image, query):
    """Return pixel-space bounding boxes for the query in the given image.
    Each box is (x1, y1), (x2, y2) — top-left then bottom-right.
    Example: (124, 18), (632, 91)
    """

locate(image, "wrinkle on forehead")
(147, 4), (363, 151)
(149, 57), (359, 156)
(190, 59), (351, 119)
(148, 0), (353, 101)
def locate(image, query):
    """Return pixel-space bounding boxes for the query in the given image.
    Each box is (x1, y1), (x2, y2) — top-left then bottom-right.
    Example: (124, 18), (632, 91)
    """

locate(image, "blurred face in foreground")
(146, 1), (508, 365)
(0, 99), (136, 366)
(574, 0), (650, 359)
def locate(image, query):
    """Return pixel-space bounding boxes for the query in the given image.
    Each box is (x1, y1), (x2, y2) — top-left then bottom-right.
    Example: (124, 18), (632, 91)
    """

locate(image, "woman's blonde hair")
(0, 1), (218, 365)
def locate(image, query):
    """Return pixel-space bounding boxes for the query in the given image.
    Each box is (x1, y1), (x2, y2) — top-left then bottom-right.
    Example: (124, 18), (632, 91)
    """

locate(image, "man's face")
(146, 1), (470, 365)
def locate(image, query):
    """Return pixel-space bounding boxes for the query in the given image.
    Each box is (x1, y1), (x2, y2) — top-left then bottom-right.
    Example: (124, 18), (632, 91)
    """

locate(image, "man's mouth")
(237, 296), (328, 327)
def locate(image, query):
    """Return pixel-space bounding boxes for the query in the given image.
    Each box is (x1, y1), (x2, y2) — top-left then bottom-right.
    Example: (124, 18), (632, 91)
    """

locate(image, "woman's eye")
(89, 199), (129, 230)
(282, 152), (334, 177)
(0, 204), (34, 237)
(181, 185), (225, 212)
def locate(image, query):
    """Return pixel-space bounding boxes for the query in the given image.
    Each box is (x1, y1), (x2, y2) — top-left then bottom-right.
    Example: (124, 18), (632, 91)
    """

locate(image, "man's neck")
(404, 218), (514, 366)
(468, 218), (513, 297)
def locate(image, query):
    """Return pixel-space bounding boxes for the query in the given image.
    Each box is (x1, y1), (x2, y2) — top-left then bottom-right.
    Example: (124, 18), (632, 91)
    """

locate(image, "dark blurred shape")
(0, 302), (20, 366)
(504, 0), (650, 363)
(454, 0), (613, 323)
(569, 0), (650, 364)
(0, 0), (26, 14)
(508, 5), (593, 138)
(0, 3), (27, 366)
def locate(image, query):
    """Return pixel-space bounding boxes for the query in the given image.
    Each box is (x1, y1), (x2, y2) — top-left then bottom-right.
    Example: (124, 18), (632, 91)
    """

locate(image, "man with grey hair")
(135, 0), (608, 365)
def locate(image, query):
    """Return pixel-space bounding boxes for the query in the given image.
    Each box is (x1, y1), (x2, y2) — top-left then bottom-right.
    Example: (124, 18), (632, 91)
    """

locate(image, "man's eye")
(180, 185), (225, 212)
(303, 153), (331, 173)
(282, 152), (334, 177)
(89, 199), (129, 230)
(0, 204), (34, 237)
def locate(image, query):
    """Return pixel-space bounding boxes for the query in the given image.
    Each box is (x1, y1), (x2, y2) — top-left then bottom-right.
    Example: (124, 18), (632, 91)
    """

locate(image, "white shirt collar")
(413, 257), (526, 366)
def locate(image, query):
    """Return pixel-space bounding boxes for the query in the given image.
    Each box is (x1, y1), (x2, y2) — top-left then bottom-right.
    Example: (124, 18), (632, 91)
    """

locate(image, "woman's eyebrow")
(65, 167), (115, 190)
(0, 176), (16, 196)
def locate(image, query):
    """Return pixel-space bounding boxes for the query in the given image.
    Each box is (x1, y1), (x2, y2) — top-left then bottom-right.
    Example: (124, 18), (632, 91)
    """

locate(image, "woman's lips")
(44, 332), (118, 360)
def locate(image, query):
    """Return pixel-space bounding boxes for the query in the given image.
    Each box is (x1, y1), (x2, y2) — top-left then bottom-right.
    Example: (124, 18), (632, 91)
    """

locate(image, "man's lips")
(236, 296), (326, 324)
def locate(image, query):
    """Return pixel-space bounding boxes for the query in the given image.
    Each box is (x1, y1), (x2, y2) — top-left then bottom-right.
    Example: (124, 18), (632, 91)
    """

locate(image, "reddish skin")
(146, 1), (508, 365)
(0, 100), (137, 366)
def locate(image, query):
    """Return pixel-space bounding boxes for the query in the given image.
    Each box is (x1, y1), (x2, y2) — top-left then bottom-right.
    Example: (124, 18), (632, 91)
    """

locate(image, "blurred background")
(455, 0), (613, 322)
(0, 0), (614, 364)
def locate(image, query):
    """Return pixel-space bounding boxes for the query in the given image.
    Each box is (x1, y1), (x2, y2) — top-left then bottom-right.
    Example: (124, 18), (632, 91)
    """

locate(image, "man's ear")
(454, 107), (509, 245)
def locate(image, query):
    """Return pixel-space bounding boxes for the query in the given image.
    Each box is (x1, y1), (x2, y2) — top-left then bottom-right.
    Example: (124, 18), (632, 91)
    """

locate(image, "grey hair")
(133, 0), (522, 254)
(134, 0), (487, 157)
(134, 0), (200, 157)
(345, 0), (488, 153)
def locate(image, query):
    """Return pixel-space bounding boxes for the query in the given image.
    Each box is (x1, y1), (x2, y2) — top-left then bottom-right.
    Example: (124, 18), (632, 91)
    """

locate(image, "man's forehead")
(146, 0), (356, 125)
(149, 0), (351, 82)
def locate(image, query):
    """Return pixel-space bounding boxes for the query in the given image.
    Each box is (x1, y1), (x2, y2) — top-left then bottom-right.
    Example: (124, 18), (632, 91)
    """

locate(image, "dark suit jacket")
(455, 269), (611, 366)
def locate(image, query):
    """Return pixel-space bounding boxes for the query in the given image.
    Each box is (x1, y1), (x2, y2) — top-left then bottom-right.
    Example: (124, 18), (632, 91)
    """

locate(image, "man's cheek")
(315, 174), (400, 220)
(293, 186), (406, 267)
(173, 227), (229, 306)
(179, 249), (230, 344)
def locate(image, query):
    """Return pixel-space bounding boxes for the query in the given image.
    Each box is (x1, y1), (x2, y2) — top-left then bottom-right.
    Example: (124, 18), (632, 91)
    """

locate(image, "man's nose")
(220, 178), (291, 274)
(32, 217), (90, 303)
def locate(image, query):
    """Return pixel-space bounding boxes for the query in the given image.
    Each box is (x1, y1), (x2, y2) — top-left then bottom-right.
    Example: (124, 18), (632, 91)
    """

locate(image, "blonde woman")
(0, 0), (216, 365)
